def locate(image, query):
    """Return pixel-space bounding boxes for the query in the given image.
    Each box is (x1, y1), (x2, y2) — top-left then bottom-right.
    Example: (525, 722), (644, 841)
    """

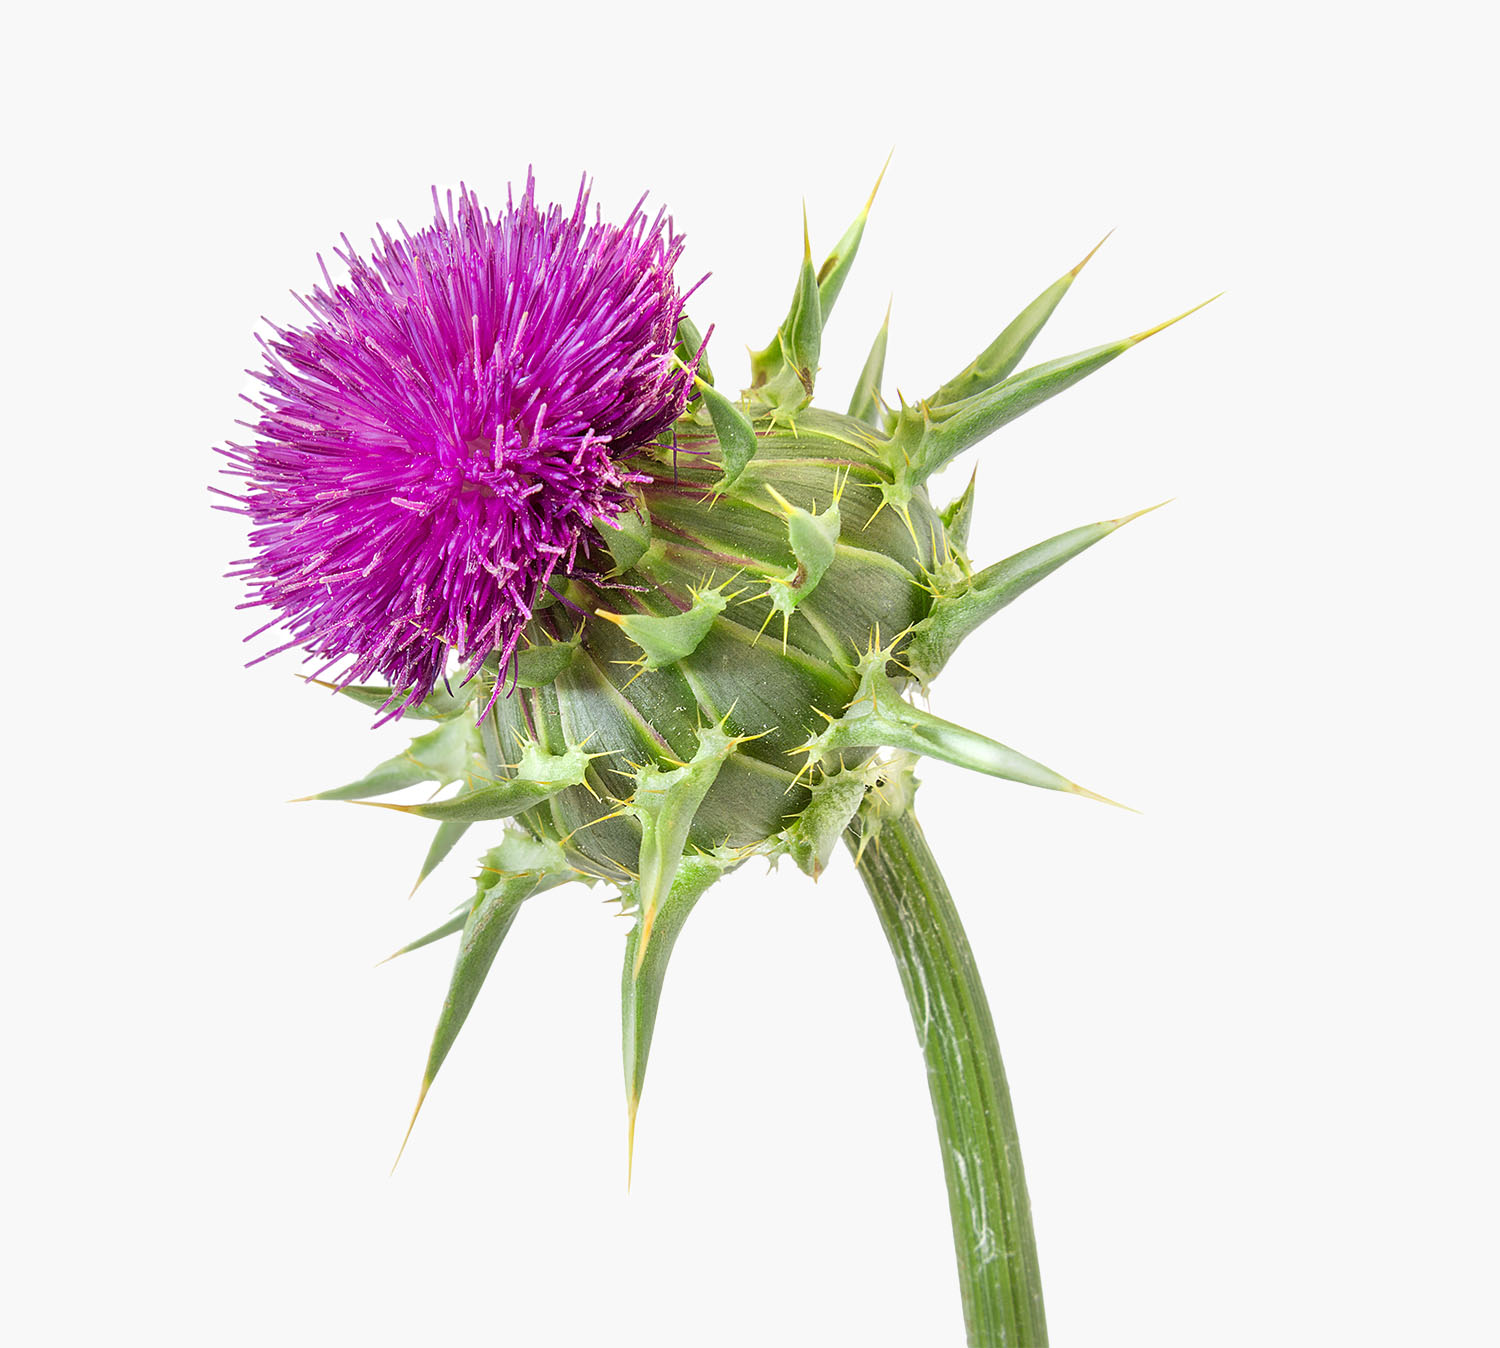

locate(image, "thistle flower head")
(220, 173), (698, 716)
(232, 170), (1207, 1170)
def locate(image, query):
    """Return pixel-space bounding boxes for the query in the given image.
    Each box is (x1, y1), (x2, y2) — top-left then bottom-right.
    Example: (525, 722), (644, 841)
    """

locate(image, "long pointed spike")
(905, 506), (1165, 682)
(865, 148), (894, 215)
(396, 835), (570, 1165)
(390, 1078), (431, 1175)
(620, 853), (727, 1190)
(847, 296), (892, 425)
(631, 904), (658, 978)
(813, 158), (889, 327)
(1109, 498), (1174, 528)
(378, 907), (468, 964)
(926, 232), (1119, 413)
(627, 1091), (639, 1191)
(898, 337), (1136, 481)
(813, 659), (1114, 803)
(1130, 293), (1223, 344)
(1071, 228), (1114, 277)
(411, 819), (472, 896)
(1066, 782), (1140, 813)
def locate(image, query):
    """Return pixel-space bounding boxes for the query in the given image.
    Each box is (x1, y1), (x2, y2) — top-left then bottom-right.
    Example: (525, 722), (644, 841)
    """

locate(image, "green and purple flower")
(217, 169), (1208, 1348)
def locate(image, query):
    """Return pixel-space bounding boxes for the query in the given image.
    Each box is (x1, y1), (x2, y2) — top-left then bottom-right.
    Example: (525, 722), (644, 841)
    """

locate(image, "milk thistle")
(217, 167), (1207, 1348)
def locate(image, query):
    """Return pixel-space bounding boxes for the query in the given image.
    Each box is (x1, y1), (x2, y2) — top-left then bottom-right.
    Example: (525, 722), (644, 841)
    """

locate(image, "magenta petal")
(220, 173), (700, 716)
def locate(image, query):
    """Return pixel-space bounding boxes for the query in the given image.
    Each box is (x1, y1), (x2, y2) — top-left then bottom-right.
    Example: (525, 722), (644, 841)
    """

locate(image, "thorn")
(897, 503), (920, 550)
(594, 608), (625, 627)
(1070, 229), (1115, 278)
(558, 806), (631, 844)
(1106, 499), (1174, 530)
(627, 1090), (639, 1191)
(632, 905), (658, 979)
(865, 149), (894, 215)
(286, 794), (319, 804)
(1066, 782), (1141, 813)
(390, 1078), (431, 1174)
(763, 483), (795, 516)
(751, 603), (777, 647)
(801, 201), (811, 262)
(1129, 293), (1223, 345)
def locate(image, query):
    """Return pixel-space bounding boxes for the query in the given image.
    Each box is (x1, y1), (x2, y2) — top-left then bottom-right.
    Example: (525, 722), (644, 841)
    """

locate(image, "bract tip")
(631, 905), (658, 978)
(1070, 228), (1115, 277)
(390, 1078), (431, 1174)
(865, 149), (894, 215)
(1130, 293), (1222, 344)
(1067, 783), (1140, 813)
(626, 1092), (639, 1191)
(1108, 499), (1174, 529)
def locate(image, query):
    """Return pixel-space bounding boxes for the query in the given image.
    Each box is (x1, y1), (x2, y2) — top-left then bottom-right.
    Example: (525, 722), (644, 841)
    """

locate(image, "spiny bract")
(271, 171), (1205, 1162)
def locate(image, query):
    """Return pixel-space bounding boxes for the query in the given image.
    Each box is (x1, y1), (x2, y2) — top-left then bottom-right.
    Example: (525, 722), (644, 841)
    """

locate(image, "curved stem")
(848, 807), (1047, 1347)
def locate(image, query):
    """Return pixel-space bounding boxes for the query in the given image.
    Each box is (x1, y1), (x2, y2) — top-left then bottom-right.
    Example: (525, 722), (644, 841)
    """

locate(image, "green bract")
(317, 176), (1207, 1166)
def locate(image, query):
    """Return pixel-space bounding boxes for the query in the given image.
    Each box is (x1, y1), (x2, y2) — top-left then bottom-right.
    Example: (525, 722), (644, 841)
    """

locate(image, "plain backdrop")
(4, 2), (1494, 1345)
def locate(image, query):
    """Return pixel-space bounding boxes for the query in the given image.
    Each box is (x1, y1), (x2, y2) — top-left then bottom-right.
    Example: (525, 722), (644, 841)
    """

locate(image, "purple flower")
(218, 173), (700, 718)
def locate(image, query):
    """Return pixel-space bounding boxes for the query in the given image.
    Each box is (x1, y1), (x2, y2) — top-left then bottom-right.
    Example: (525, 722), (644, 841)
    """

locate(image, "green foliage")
(599, 489), (653, 576)
(675, 314), (713, 387)
(785, 760), (882, 879)
(620, 850), (734, 1174)
(304, 716), (481, 802)
(905, 505), (1162, 685)
(804, 643), (1120, 805)
(695, 376), (759, 491)
(371, 742), (593, 823)
(939, 470), (978, 555)
(396, 833), (577, 1163)
(762, 483), (842, 622)
(928, 234), (1104, 409)
(846, 301), (890, 427)
(626, 722), (745, 975)
(600, 583), (730, 669)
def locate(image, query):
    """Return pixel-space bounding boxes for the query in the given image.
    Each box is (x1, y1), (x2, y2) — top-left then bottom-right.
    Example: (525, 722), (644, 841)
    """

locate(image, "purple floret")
(218, 173), (699, 718)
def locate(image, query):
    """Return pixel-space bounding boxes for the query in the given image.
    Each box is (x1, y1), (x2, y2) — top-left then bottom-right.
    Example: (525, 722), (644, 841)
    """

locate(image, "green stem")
(848, 807), (1047, 1347)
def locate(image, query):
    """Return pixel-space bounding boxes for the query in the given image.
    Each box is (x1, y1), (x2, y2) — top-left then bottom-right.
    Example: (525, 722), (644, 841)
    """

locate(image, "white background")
(5, 2), (1495, 1344)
